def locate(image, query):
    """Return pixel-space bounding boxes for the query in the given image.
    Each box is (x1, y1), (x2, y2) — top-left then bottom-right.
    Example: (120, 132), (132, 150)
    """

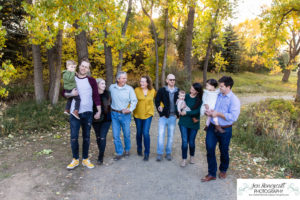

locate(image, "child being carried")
(177, 90), (198, 123)
(200, 79), (224, 133)
(62, 60), (80, 119)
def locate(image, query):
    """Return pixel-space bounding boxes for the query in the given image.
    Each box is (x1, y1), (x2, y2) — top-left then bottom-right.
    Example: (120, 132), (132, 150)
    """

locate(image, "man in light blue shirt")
(109, 71), (137, 160)
(201, 76), (240, 182)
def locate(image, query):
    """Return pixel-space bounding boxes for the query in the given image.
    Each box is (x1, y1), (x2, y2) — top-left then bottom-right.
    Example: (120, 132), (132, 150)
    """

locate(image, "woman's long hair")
(191, 82), (203, 110)
(141, 75), (153, 90)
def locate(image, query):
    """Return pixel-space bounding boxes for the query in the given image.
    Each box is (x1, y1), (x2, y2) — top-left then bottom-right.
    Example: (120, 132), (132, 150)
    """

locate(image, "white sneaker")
(180, 159), (187, 167)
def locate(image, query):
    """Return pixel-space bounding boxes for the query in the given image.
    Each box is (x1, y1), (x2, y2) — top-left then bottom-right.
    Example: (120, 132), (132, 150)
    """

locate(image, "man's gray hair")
(116, 71), (127, 80)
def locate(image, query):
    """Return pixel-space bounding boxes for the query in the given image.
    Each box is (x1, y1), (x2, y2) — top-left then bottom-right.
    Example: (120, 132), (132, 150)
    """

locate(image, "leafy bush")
(234, 99), (300, 177)
(0, 100), (68, 136)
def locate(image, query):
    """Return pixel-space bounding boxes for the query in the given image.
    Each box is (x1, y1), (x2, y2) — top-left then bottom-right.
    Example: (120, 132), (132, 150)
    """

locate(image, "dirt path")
(71, 114), (236, 200)
(0, 93), (294, 200)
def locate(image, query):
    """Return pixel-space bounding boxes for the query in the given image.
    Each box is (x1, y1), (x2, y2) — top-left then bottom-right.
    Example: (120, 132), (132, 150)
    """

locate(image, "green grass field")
(193, 71), (297, 94)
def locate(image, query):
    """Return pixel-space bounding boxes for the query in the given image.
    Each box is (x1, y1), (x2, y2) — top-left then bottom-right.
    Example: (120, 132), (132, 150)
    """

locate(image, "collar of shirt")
(218, 91), (233, 98)
(112, 83), (129, 90)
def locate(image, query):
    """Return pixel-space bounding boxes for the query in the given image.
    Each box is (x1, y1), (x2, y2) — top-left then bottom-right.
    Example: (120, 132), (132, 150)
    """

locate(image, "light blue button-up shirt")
(211, 91), (240, 126)
(109, 83), (138, 112)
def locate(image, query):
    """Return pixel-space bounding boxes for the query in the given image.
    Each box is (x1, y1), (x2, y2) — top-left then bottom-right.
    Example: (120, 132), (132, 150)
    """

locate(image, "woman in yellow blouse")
(133, 75), (156, 161)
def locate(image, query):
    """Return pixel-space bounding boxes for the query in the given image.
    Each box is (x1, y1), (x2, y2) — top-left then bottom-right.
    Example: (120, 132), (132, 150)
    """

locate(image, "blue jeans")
(157, 115), (177, 155)
(205, 124), (232, 177)
(179, 125), (198, 159)
(111, 111), (132, 155)
(134, 117), (153, 156)
(92, 121), (111, 158)
(70, 111), (93, 159)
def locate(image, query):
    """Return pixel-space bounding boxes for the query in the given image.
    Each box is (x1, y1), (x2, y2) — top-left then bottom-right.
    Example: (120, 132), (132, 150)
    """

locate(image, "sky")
(231, 0), (273, 25)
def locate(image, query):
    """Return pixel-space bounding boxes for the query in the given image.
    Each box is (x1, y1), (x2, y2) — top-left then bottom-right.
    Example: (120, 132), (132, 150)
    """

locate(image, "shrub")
(234, 99), (300, 177)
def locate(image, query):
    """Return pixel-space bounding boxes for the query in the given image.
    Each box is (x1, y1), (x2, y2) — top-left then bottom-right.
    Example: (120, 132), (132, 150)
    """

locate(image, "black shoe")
(124, 151), (130, 157)
(98, 153), (104, 165)
(113, 155), (123, 161)
(143, 154), (149, 161)
(156, 154), (163, 161)
(97, 159), (103, 165)
(165, 154), (172, 161)
(137, 151), (143, 156)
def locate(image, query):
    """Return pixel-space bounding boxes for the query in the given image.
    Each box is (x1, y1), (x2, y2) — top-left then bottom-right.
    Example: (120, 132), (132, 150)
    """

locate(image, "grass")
(192, 71), (297, 94)
(233, 99), (300, 177)
(0, 99), (68, 136)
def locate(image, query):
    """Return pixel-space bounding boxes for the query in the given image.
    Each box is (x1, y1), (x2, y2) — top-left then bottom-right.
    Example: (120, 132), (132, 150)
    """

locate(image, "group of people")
(62, 59), (241, 182)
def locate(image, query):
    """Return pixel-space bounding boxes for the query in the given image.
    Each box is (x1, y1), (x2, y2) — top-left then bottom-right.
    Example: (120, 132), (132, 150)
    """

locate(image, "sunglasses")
(169, 79), (176, 81)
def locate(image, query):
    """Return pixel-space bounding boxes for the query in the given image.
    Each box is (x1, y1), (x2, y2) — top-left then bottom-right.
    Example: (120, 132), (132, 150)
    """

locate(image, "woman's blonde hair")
(96, 78), (105, 85)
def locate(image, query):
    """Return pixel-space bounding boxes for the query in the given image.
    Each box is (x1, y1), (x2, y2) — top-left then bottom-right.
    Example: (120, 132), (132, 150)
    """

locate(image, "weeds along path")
(0, 92), (293, 200)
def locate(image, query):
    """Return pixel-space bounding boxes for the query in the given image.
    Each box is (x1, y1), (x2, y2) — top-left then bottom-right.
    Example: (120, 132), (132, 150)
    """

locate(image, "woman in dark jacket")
(93, 78), (112, 165)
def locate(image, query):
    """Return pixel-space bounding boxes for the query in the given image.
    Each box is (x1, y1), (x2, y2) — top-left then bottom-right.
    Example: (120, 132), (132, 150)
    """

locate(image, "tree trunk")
(183, 6), (195, 83)
(203, 37), (213, 84)
(140, 0), (159, 90)
(161, 7), (168, 87)
(152, 19), (159, 90)
(295, 67), (300, 102)
(32, 44), (45, 103)
(203, 5), (220, 84)
(117, 0), (132, 72)
(104, 30), (114, 87)
(282, 69), (291, 82)
(74, 22), (89, 64)
(48, 30), (63, 105)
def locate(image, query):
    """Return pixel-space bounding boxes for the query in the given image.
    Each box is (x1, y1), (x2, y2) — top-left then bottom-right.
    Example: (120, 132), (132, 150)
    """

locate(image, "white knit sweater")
(200, 89), (220, 116)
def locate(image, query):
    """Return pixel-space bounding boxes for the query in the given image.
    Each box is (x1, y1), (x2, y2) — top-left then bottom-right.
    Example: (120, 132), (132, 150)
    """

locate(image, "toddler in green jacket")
(62, 60), (80, 119)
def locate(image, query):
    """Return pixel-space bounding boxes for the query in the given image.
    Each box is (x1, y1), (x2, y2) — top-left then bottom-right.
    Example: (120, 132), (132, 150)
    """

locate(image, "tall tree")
(194, 0), (234, 83)
(141, 0), (160, 90)
(222, 24), (241, 73)
(32, 44), (45, 103)
(281, 27), (300, 82)
(261, 0), (300, 82)
(161, 4), (169, 86)
(74, 22), (89, 64)
(104, 29), (114, 86)
(183, 4), (195, 82)
(117, 0), (132, 72)
(48, 29), (63, 105)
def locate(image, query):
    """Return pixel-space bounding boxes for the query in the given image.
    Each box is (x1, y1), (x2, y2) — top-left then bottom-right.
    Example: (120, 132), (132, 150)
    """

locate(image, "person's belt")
(212, 124), (232, 128)
(111, 108), (123, 113)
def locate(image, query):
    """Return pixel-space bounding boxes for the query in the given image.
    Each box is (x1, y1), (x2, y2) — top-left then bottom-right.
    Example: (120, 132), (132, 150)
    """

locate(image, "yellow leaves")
(0, 61), (17, 98)
(213, 52), (228, 73)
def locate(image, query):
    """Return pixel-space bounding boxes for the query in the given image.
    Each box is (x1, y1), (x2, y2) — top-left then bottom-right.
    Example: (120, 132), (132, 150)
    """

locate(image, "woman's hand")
(180, 110), (186, 116)
(94, 111), (101, 119)
(158, 106), (163, 112)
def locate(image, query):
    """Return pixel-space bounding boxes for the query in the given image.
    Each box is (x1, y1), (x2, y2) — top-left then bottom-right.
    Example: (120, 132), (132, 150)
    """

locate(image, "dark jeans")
(179, 125), (198, 159)
(134, 117), (152, 156)
(205, 124), (232, 177)
(65, 89), (81, 111)
(70, 111), (93, 159)
(92, 121), (111, 159)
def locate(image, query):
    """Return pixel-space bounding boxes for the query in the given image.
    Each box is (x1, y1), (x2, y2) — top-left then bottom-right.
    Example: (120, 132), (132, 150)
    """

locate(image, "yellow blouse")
(133, 87), (156, 119)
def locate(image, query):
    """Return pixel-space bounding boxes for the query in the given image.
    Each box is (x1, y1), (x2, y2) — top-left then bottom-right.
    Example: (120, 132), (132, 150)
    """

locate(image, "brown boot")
(192, 118), (199, 123)
(215, 125), (225, 133)
(71, 110), (80, 119)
